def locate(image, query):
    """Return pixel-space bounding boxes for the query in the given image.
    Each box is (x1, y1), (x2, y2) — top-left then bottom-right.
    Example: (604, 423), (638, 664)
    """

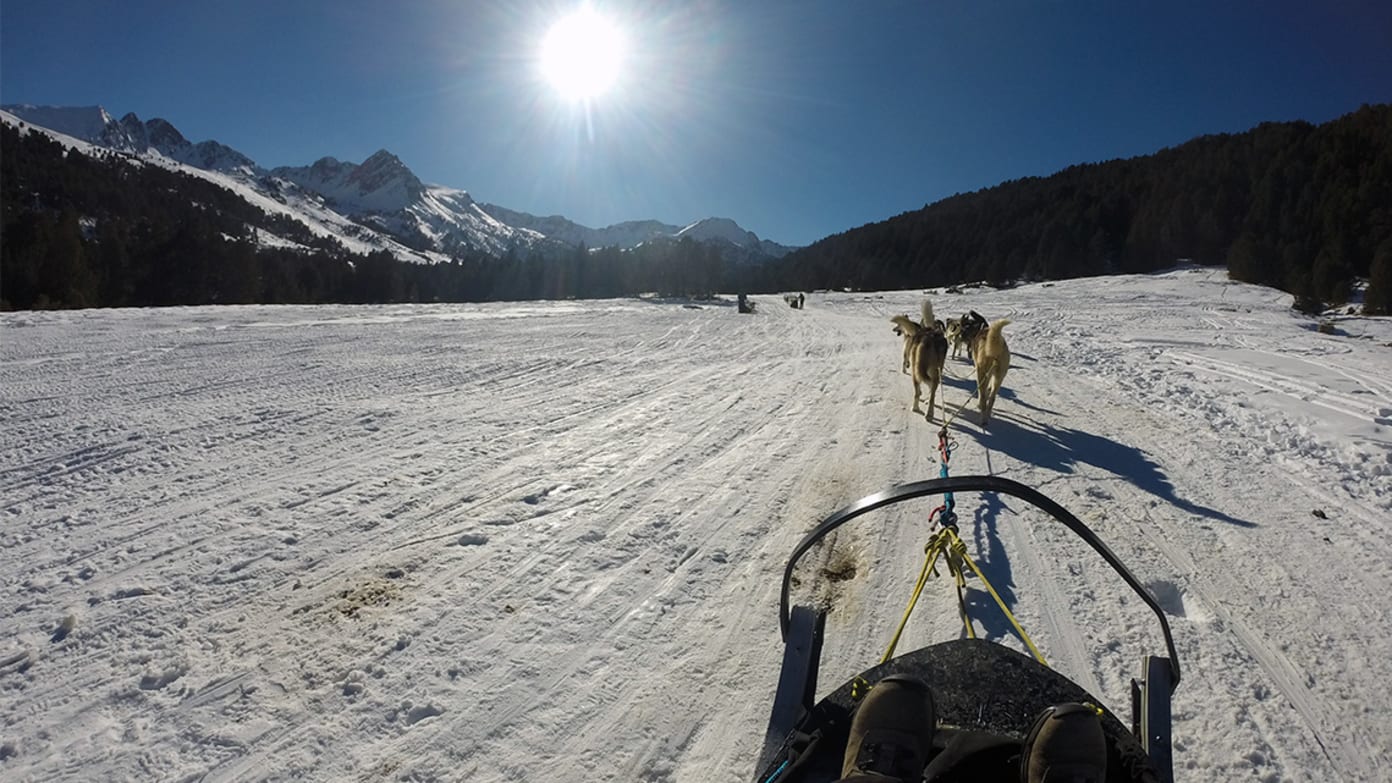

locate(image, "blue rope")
(938, 429), (957, 526)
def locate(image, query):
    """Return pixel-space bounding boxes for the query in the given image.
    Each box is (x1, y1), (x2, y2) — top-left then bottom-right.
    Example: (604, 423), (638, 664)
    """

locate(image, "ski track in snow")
(2, 270), (1389, 782)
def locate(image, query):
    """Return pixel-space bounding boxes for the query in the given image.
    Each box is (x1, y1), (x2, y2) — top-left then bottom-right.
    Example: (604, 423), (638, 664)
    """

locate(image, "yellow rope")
(950, 528), (1049, 667)
(879, 526), (1049, 669)
(881, 533), (947, 664)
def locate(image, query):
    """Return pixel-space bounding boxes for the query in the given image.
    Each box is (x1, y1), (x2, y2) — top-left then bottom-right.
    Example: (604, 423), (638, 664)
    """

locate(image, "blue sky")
(3, 1), (1390, 247)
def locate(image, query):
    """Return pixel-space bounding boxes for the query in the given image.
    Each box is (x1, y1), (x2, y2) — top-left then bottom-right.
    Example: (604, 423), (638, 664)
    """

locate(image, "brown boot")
(1020, 703), (1107, 783)
(840, 675), (935, 781)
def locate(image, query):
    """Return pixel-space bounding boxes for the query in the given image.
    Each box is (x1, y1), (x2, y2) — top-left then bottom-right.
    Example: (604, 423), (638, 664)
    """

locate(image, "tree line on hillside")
(3, 105), (1391, 312)
(769, 104), (1392, 314)
(0, 123), (778, 309)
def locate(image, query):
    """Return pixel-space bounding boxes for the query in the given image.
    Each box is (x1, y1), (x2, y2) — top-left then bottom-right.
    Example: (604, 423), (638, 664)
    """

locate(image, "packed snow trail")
(2, 270), (1389, 781)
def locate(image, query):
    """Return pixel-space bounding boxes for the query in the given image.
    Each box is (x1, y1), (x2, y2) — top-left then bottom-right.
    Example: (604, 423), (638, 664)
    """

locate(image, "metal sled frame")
(756, 476), (1180, 783)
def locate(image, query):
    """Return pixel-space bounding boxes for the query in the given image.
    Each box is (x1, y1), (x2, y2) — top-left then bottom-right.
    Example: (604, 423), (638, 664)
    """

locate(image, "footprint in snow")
(391, 701), (444, 725)
(50, 614), (77, 643)
(1145, 579), (1211, 623)
(521, 483), (578, 505)
(139, 663), (188, 690)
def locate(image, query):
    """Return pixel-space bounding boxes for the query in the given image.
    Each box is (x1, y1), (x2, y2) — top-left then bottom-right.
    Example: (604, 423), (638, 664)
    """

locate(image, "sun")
(539, 7), (625, 101)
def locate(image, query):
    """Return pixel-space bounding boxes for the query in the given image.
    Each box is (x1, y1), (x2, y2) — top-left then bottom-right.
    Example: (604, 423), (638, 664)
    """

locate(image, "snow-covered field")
(2, 269), (1390, 782)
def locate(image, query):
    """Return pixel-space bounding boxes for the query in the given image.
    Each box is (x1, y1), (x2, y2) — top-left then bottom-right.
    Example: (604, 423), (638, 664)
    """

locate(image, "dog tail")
(986, 319), (1011, 342)
(920, 299), (935, 327)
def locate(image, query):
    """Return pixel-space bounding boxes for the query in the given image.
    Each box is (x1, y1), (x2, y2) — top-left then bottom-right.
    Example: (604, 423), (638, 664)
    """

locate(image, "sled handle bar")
(779, 475), (1181, 690)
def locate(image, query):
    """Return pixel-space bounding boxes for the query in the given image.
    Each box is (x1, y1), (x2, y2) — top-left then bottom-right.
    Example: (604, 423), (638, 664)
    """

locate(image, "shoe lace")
(1116, 742), (1162, 783)
(856, 740), (917, 777)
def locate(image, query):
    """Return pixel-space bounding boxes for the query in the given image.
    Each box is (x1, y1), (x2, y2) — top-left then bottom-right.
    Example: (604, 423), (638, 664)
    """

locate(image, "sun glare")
(540, 7), (625, 101)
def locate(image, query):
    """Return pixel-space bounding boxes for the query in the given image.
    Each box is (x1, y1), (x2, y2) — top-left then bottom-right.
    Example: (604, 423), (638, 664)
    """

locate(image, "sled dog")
(910, 323), (949, 422)
(890, 315), (924, 374)
(944, 317), (966, 359)
(892, 300), (943, 372)
(958, 311), (989, 361)
(972, 319), (1011, 426)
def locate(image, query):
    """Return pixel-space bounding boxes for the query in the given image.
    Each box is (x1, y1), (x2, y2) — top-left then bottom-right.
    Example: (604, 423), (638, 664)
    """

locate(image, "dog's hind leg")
(975, 359), (992, 415)
(984, 357), (1009, 425)
(911, 377), (923, 414)
(978, 363), (1003, 425)
(925, 374), (939, 422)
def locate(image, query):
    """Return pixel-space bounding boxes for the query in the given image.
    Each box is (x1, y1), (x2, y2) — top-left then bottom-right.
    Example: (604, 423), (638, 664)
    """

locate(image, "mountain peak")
(1, 104), (116, 141)
(1, 103), (256, 173)
(145, 117), (188, 148)
(352, 149), (421, 194)
(676, 217), (760, 247)
(309, 156), (350, 176)
(363, 148), (404, 167)
(273, 149), (424, 213)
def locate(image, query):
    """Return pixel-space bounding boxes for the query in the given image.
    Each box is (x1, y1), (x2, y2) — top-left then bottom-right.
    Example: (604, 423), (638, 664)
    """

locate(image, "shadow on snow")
(978, 416), (1255, 528)
(935, 356), (1250, 528)
(959, 492), (1027, 646)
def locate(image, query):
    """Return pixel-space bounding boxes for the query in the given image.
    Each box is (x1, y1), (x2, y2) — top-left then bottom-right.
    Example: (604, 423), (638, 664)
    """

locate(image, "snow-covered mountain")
(676, 216), (795, 259)
(478, 205), (796, 259)
(478, 203), (680, 250)
(4, 104), (257, 174)
(2, 105), (116, 145)
(273, 151), (426, 214)
(269, 151), (546, 257)
(1, 103), (795, 262)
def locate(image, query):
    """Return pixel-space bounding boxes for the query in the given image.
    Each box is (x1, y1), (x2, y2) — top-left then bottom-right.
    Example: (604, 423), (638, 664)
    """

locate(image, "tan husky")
(971, 319), (1011, 425)
(890, 315), (924, 375)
